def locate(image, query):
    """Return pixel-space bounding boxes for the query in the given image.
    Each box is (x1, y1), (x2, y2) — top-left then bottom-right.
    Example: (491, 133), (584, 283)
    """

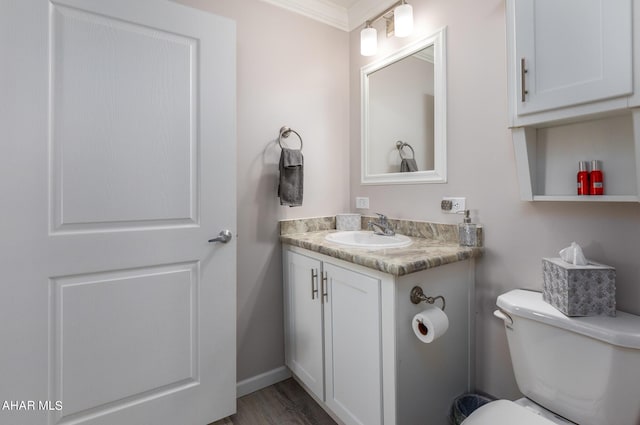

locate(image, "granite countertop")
(280, 216), (483, 277)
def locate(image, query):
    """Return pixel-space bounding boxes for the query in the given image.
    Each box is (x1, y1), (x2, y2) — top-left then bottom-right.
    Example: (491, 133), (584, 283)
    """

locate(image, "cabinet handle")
(520, 57), (528, 102)
(321, 271), (328, 302)
(311, 269), (318, 300)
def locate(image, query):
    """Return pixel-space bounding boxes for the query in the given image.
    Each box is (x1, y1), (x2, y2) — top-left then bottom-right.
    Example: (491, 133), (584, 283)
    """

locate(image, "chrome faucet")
(368, 213), (395, 236)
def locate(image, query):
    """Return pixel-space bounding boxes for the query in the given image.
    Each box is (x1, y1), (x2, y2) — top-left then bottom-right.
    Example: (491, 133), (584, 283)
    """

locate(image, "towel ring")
(279, 126), (303, 150)
(396, 141), (415, 160)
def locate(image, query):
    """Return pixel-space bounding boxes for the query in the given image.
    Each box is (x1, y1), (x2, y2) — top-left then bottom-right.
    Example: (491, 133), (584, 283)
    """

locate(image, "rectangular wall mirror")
(361, 27), (447, 184)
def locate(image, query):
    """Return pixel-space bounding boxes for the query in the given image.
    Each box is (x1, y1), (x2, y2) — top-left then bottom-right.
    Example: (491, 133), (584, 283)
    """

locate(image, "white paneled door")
(0, 1), (236, 425)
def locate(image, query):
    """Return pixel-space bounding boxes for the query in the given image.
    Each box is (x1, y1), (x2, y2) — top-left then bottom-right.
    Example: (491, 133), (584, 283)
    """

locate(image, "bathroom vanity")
(280, 217), (482, 425)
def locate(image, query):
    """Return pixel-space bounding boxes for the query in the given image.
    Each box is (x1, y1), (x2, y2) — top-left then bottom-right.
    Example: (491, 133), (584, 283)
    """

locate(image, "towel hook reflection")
(396, 140), (415, 159)
(279, 126), (303, 150)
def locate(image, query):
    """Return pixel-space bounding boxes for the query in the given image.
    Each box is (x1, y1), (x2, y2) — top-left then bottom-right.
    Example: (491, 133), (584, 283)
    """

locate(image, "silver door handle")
(311, 269), (318, 300)
(208, 230), (232, 243)
(321, 271), (328, 303)
(520, 57), (528, 102)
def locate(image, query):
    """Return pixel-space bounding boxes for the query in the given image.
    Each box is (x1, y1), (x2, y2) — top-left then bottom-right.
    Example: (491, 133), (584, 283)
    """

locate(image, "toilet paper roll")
(412, 305), (449, 343)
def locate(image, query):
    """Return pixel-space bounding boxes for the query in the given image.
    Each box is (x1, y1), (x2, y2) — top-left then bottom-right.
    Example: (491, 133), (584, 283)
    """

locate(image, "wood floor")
(211, 378), (338, 425)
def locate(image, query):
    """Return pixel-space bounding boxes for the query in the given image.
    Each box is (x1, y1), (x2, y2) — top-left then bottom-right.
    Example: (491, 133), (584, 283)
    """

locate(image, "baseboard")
(236, 366), (292, 398)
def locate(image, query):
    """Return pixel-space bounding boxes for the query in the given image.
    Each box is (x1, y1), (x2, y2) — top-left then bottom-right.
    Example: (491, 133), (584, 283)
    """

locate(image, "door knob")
(208, 230), (232, 243)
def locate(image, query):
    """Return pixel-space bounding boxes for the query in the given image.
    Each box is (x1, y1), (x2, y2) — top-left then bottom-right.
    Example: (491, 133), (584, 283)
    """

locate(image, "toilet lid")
(462, 400), (559, 425)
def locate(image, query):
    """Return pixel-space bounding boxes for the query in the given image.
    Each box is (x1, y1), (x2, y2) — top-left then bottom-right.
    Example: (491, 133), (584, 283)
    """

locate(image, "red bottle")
(590, 160), (604, 195)
(577, 161), (589, 195)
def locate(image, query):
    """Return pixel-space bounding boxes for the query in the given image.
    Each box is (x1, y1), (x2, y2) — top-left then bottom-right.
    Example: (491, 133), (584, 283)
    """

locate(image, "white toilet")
(463, 289), (640, 425)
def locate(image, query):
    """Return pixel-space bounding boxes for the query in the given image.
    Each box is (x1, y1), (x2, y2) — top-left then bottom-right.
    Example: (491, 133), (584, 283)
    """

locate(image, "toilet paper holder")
(410, 286), (446, 310)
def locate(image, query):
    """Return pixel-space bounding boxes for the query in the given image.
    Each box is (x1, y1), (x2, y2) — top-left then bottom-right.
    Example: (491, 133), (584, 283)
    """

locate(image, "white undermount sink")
(324, 230), (412, 249)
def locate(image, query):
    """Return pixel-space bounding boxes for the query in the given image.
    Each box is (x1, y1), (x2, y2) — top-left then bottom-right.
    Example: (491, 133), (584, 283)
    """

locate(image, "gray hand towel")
(278, 148), (303, 207)
(400, 158), (418, 172)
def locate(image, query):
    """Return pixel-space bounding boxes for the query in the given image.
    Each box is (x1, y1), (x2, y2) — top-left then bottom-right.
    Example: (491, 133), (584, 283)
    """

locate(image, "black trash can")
(449, 393), (494, 425)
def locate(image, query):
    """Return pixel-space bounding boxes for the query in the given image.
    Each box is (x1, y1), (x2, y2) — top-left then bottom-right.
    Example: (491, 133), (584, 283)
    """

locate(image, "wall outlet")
(355, 197), (370, 209)
(441, 197), (466, 214)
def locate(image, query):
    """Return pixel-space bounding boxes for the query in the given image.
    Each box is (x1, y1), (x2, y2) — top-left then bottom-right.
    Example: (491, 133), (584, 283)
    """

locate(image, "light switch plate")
(355, 197), (370, 209)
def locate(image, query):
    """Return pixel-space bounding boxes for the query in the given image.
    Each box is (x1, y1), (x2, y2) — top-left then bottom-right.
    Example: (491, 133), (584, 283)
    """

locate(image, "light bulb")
(394, 3), (413, 38)
(360, 26), (377, 56)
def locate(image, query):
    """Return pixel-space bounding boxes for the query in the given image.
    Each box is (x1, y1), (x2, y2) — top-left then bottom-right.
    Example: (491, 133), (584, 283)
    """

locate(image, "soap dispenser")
(458, 210), (477, 247)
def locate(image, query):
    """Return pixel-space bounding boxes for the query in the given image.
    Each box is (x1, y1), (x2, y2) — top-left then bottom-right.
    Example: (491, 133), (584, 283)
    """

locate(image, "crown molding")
(259, 0), (349, 31)
(259, 0), (400, 32)
(347, 0), (397, 31)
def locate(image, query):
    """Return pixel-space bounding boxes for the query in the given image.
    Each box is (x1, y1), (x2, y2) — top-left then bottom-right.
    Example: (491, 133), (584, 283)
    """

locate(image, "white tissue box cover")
(542, 257), (616, 317)
(336, 214), (361, 231)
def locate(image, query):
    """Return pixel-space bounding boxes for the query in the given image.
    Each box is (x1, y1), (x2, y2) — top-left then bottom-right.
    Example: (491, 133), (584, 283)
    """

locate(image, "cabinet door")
(323, 263), (383, 425)
(283, 249), (324, 399)
(514, 0), (632, 115)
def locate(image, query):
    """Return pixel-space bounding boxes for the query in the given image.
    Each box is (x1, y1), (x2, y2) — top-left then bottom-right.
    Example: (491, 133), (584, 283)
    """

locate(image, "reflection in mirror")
(368, 45), (434, 173)
(361, 28), (446, 184)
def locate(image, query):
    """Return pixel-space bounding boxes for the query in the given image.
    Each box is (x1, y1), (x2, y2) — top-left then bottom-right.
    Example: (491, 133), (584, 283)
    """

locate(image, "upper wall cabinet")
(507, 0), (635, 127)
(508, 0), (640, 202)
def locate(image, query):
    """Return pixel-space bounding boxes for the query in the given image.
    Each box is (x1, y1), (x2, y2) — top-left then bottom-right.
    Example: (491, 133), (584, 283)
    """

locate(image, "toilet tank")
(496, 290), (640, 425)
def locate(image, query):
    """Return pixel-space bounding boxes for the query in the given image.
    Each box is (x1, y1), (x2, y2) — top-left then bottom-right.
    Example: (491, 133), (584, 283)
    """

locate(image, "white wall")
(350, 0), (640, 399)
(177, 0), (350, 382)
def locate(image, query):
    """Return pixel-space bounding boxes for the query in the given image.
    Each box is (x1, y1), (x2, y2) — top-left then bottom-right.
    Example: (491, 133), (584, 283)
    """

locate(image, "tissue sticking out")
(559, 242), (588, 266)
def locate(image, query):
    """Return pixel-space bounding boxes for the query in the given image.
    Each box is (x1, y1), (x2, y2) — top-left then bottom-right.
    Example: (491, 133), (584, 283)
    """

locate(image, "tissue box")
(336, 214), (361, 231)
(542, 258), (616, 317)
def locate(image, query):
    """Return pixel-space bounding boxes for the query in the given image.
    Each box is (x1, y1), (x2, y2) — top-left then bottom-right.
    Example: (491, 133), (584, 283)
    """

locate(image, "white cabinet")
(283, 245), (474, 425)
(323, 262), (382, 425)
(507, 0), (640, 202)
(507, 0), (634, 126)
(283, 249), (383, 425)
(283, 250), (324, 399)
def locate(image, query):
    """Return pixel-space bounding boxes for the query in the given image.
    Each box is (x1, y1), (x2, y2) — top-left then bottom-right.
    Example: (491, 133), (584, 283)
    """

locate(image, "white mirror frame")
(361, 27), (447, 185)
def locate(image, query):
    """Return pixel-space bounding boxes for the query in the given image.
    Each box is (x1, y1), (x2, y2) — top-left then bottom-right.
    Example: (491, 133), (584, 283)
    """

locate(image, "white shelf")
(532, 195), (640, 203)
(513, 109), (640, 203)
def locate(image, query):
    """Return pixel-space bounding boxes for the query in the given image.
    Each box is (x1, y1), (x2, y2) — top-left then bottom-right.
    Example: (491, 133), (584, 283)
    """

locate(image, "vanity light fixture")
(393, 1), (413, 37)
(360, 23), (378, 56)
(360, 0), (414, 56)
